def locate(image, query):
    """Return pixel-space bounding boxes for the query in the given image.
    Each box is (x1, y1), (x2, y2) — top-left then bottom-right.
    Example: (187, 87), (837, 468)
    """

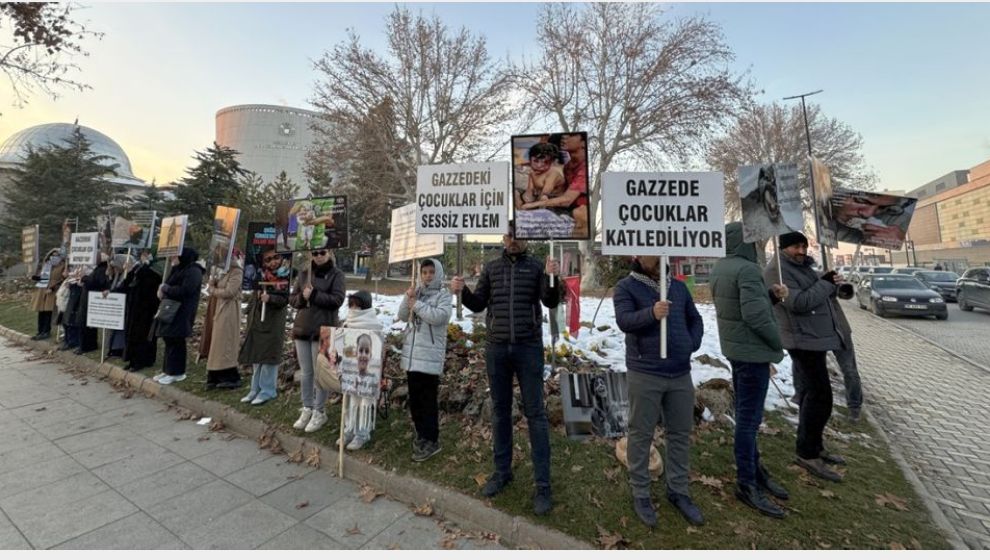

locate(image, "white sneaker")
(346, 435), (369, 450)
(336, 432), (354, 447)
(157, 374), (186, 385)
(153, 372), (167, 381)
(240, 393), (256, 403)
(250, 397), (270, 406)
(293, 407), (313, 430)
(304, 410), (328, 433)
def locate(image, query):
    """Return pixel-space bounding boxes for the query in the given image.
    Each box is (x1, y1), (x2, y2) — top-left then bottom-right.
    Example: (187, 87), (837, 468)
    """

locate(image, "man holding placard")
(451, 221), (560, 515)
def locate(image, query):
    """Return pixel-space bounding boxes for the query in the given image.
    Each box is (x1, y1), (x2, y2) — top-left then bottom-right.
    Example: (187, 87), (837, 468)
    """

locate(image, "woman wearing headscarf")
(121, 249), (162, 371)
(76, 254), (111, 355)
(105, 254), (133, 357)
(154, 247), (205, 385)
(30, 248), (67, 340)
(59, 266), (87, 351)
(205, 249), (245, 389)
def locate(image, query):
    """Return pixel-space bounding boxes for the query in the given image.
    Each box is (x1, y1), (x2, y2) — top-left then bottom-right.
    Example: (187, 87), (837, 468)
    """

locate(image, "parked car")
(957, 267), (990, 312)
(847, 266), (873, 286)
(857, 274), (947, 320)
(913, 270), (960, 302)
(868, 266), (895, 275)
(892, 267), (926, 275)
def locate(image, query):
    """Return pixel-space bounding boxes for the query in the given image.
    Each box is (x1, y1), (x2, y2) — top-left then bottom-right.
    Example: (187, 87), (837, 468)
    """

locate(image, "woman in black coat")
(77, 258), (111, 354)
(122, 250), (163, 371)
(154, 247), (204, 384)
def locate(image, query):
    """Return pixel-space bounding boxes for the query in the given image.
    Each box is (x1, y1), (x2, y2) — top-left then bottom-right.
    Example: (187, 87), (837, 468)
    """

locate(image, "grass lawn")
(0, 294), (950, 549)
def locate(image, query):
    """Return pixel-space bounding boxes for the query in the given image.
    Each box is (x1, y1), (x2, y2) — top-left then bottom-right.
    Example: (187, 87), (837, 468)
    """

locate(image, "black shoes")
(667, 492), (705, 526)
(481, 472), (513, 498)
(735, 483), (786, 519)
(757, 465), (790, 500)
(31, 332), (50, 341)
(216, 381), (243, 390)
(795, 456), (844, 483)
(820, 449), (847, 466)
(632, 497), (658, 528)
(533, 486), (553, 516)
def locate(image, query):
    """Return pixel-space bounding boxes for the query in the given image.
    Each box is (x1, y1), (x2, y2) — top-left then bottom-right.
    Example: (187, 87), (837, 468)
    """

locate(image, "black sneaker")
(481, 472), (513, 498)
(848, 408), (862, 423)
(632, 496), (657, 528)
(412, 440), (441, 462)
(533, 486), (553, 516)
(795, 456), (843, 483)
(667, 492), (704, 526)
(735, 484), (786, 519)
(757, 465), (790, 500)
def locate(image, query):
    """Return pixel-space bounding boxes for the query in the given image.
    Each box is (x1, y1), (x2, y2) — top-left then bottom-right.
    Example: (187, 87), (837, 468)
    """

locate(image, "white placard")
(601, 172), (726, 257)
(69, 232), (99, 266)
(416, 162), (510, 235)
(388, 203), (445, 264)
(86, 293), (126, 330)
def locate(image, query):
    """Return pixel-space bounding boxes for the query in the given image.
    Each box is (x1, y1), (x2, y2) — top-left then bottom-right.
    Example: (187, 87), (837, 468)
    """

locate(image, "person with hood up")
(397, 258), (452, 462)
(289, 246), (346, 433)
(613, 255), (705, 528)
(709, 222), (792, 519)
(121, 249), (162, 371)
(239, 249), (291, 405)
(205, 249), (245, 389)
(77, 254), (112, 355)
(59, 266), (88, 351)
(31, 248), (67, 340)
(154, 247), (205, 385)
(336, 290), (383, 450)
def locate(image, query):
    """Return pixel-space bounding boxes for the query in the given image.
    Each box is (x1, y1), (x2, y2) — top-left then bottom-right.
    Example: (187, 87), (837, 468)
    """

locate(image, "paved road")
(0, 339), (500, 550)
(862, 302), (990, 370)
(842, 300), (990, 549)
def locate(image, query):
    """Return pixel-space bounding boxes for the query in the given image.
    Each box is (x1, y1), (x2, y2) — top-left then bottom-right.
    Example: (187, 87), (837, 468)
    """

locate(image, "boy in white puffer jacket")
(338, 290), (383, 450)
(397, 258), (452, 462)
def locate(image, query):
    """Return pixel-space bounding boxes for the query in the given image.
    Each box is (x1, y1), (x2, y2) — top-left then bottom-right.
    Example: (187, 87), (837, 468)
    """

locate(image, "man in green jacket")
(710, 222), (791, 519)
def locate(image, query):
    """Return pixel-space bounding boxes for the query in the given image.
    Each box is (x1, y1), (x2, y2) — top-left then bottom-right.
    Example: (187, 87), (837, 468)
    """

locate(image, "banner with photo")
(601, 172), (726, 257)
(274, 196), (348, 252)
(811, 157), (838, 248)
(738, 163), (804, 243)
(321, 327), (384, 401)
(96, 213), (113, 258)
(511, 132), (591, 240)
(69, 232), (99, 266)
(157, 215), (188, 258)
(561, 370), (629, 439)
(830, 189), (918, 250)
(415, 161), (510, 235)
(111, 211), (157, 250)
(21, 225), (39, 269)
(388, 203), (444, 264)
(207, 205), (241, 274)
(243, 222), (291, 291)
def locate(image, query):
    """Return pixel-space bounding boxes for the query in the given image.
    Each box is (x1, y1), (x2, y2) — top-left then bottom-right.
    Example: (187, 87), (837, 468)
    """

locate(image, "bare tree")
(0, 2), (102, 111)
(514, 2), (750, 288)
(706, 101), (878, 221)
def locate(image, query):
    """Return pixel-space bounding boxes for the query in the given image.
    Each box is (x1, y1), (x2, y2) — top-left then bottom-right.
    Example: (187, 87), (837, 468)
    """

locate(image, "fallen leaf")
(595, 525), (628, 550)
(618, 516), (628, 529)
(122, 411), (135, 417)
(890, 542), (905, 550)
(197, 435), (210, 442)
(686, 526), (699, 534)
(473, 473), (488, 487)
(209, 420), (225, 432)
(413, 501), (434, 517)
(571, 465), (584, 473)
(589, 493), (604, 509)
(287, 449), (304, 464)
(387, 543), (401, 550)
(359, 484), (384, 504)
(305, 447), (320, 467)
(910, 538), (922, 550)
(295, 500), (309, 510)
(223, 433), (238, 441)
(875, 493), (910, 511)
(820, 490), (837, 499)
(440, 536), (457, 549)
(345, 524), (363, 536)
(696, 475), (724, 490)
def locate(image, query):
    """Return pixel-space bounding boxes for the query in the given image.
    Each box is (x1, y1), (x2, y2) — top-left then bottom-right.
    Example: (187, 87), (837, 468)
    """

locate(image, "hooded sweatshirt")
(397, 258), (452, 375)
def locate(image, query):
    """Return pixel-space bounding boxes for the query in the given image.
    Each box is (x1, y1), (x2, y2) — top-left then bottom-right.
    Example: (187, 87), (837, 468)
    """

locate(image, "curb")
(0, 326), (590, 550)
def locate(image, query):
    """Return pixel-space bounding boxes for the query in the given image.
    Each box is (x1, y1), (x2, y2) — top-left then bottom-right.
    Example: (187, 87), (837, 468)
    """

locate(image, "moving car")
(913, 270), (960, 302)
(857, 273), (947, 320)
(957, 267), (990, 312)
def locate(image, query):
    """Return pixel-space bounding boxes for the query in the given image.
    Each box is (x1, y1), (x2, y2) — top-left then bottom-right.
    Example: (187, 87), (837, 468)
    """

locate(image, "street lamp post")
(783, 89), (827, 268)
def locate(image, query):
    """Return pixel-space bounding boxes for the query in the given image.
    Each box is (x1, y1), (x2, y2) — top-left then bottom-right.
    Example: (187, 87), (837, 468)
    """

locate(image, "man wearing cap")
(765, 230), (845, 483)
(451, 221), (560, 515)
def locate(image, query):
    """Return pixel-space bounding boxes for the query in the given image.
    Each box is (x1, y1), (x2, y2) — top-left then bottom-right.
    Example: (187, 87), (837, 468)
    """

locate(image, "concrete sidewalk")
(0, 339), (501, 550)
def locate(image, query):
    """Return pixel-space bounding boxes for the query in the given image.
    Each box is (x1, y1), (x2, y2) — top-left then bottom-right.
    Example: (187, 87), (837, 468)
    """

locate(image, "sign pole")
(660, 255), (668, 360)
(773, 237), (783, 285)
(456, 234), (463, 320)
(100, 328), (106, 364)
(548, 238), (555, 287)
(338, 393), (347, 477)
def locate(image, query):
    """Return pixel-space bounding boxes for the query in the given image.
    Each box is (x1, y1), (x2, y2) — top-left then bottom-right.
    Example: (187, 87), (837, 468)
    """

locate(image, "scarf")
(629, 270), (671, 294)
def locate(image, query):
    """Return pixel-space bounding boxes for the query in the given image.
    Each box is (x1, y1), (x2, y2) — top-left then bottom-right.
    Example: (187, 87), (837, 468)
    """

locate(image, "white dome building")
(0, 122), (147, 187)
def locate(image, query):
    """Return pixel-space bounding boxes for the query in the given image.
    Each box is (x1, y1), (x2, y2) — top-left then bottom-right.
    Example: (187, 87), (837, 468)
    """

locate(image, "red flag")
(564, 276), (581, 337)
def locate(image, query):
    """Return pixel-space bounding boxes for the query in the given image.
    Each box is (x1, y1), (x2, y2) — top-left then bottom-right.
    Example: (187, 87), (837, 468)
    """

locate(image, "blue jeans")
(730, 360), (770, 488)
(248, 363), (278, 401)
(485, 341), (551, 488)
(295, 340), (326, 413)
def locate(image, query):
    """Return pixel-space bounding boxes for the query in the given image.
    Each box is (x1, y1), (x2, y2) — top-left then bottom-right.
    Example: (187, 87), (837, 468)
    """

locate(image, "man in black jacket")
(452, 223), (560, 515)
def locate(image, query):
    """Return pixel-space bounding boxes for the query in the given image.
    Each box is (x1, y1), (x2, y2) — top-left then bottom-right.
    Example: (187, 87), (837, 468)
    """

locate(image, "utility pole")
(783, 89), (829, 269)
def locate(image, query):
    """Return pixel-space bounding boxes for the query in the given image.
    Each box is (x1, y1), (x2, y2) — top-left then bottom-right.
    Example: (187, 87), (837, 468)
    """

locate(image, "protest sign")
(511, 132), (591, 240)
(601, 172), (726, 257)
(69, 232), (98, 266)
(207, 205), (241, 274)
(831, 189), (918, 250)
(243, 222), (290, 291)
(97, 214), (113, 257)
(86, 293), (126, 330)
(561, 371), (629, 439)
(157, 215), (188, 258)
(738, 163), (804, 243)
(388, 203), (444, 264)
(322, 327), (384, 401)
(811, 157), (838, 248)
(274, 196), (348, 252)
(112, 211), (157, 250)
(21, 225), (39, 269)
(415, 162), (510, 235)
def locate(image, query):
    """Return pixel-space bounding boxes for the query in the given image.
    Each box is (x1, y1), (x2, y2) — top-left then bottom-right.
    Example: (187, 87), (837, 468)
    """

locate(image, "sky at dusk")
(1, 2), (988, 189)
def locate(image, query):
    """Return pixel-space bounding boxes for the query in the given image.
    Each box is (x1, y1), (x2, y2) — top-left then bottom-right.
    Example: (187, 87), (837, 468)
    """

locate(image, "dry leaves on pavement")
(305, 447), (321, 468)
(359, 484), (384, 504)
(595, 525), (628, 550)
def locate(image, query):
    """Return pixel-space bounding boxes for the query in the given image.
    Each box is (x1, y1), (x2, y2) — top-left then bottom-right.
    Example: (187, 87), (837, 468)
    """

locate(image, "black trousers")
(788, 349), (832, 460)
(37, 311), (53, 335)
(126, 338), (158, 370)
(407, 371), (440, 444)
(207, 367), (241, 385)
(80, 327), (99, 352)
(163, 336), (187, 375)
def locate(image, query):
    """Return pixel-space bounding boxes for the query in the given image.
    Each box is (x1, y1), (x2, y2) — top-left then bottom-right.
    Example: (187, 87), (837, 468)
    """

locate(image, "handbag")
(155, 298), (182, 324)
(316, 350), (341, 393)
